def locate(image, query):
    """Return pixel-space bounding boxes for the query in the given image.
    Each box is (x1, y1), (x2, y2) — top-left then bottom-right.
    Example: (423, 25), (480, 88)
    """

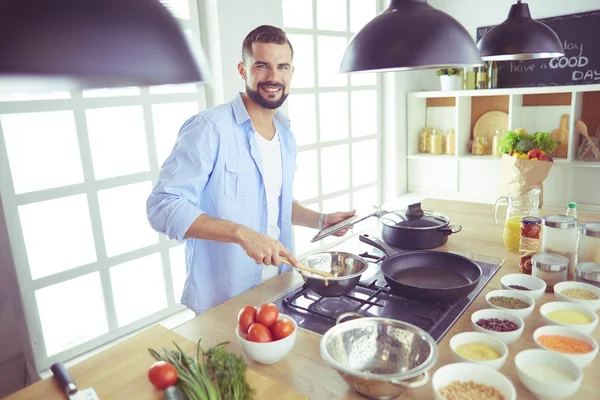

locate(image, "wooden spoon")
(575, 120), (600, 159)
(281, 258), (334, 278)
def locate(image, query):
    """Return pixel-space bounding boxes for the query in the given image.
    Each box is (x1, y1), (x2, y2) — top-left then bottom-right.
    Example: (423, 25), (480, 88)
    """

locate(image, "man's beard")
(246, 82), (289, 109)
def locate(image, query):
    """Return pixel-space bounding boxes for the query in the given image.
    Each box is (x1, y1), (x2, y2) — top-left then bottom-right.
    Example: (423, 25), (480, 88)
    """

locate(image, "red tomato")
(247, 322), (273, 342)
(270, 318), (294, 340)
(238, 305), (257, 334)
(256, 303), (278, 328)
(148, 361), (178, 389)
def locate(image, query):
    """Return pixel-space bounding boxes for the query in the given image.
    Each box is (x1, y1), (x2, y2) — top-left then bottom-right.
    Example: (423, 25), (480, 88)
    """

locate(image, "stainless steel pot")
(298, 252), (369, 297)
(320, 316), (437, 399)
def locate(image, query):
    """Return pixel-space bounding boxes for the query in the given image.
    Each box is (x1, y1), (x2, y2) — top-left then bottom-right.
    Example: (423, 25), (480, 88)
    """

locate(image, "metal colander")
(320, 317), (437, 399)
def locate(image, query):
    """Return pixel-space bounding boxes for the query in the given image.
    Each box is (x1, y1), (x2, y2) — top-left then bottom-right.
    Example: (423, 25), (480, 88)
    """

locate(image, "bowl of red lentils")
(485, 289), (535, 319)
(432, 362), (516, 400)
(553, 281), (600, 312)
(471, 308), (525, 344)
(533, 325), (599, 368)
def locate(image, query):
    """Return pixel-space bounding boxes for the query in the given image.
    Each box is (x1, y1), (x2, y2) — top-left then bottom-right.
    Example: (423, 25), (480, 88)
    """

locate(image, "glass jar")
(541, 215), (579, 280)
(578, 222), (600, 264)
(430, 130), (444, 155)
(519, 217), (541, 275)
(492, 130), (504, 157)
(445, 129), (456, 155)
(462, 67), (476, 90)
(476, 64), (488, 89)
(532, 253), (569, 293)
(576, 262), (600, 289)
(472, 136), (488, 155)
(419, 127), (431, 153)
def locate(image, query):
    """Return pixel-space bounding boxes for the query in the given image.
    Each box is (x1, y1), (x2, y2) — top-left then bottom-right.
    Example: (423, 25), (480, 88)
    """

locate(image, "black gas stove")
(273, 228), (504, 342)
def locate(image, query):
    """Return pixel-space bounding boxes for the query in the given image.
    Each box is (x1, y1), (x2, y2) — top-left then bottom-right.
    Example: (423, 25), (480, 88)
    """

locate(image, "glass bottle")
(487, 61), (498, 89)
(462, 67), (476, 90)
(566, 202), (578, 218)
(519, 217), (542, 274)
(541, 215), (579, 280)
(445, 129), (456, 155)
(492, 130), (503, 157)
(476, 64), (488, 89)
(494, 186), (541, 252)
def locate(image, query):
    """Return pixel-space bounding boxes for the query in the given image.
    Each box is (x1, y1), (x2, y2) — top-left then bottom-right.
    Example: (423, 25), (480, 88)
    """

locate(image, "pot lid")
(380, 203), (450, 229)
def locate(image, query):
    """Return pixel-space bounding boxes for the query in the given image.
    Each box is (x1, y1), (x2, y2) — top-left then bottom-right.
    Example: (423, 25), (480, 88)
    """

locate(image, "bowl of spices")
(553, 281), (600, 312)
(515, 349), (583, 400)
(449, 332), (508, 371)
(471, 309), (524, 344)
(485, 289), (535, 319)
(432, 362), (516, 400)
(540, 301), (599, 334)
(533, 325), (599, 368)
(500, 274), (547, 301)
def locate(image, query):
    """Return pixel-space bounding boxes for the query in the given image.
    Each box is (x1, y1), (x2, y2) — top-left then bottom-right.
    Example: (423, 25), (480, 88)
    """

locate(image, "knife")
(51, 362), (99, 400)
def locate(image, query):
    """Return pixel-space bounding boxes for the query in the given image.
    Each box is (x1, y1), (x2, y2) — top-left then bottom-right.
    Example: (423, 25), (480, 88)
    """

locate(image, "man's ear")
(237, 61), (246, 80)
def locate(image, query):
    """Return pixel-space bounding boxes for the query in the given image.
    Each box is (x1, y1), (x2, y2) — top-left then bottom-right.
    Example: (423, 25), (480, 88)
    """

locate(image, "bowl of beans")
(533, 325), (599, 369)
(485, 289), (535, 319)
(540, 301), (599, 335)
(500, 274), (547, 301)
(471, 309), (525, 344)
(432, 362), (516, 400)
(553, 281), (600, 312)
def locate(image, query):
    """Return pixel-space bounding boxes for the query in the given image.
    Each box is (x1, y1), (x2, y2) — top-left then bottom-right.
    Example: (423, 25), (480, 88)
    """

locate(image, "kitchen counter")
(6, 199), (600, 399)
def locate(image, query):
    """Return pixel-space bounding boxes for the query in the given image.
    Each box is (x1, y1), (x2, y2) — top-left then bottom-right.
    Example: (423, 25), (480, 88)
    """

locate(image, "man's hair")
(242, 25), (294, 62)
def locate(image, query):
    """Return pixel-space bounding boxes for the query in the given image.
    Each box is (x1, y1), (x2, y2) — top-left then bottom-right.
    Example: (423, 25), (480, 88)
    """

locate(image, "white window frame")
(0, 2), (208, 372)
(283, 0), (383, 255)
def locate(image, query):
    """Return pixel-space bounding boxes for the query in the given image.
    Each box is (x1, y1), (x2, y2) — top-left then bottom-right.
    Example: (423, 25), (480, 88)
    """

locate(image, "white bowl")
(515, 349), (583, 400)
(501, 273), (547, 301)
(449, 331), (508, 371)
(235, 315), (297, 364)
(553, 281), (600, 312)
(485, 289), (535, 319)
(533, 325), (599, 369)
(471, 308), (525, 344)
(432, 362), (516, 400)
(540, 301), (599, 334)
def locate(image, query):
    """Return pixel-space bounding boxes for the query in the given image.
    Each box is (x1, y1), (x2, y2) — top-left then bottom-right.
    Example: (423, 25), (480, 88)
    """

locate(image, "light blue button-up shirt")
(147, 93), (297, 314)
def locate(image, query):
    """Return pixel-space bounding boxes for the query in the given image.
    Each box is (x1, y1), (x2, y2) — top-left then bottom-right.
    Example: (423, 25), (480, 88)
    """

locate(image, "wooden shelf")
(407, 154), (456, 160)
(410, 84), (600, 98)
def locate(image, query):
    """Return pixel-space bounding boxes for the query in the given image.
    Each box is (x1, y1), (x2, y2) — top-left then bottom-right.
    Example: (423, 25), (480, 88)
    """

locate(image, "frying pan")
(359, 234), (482, 302)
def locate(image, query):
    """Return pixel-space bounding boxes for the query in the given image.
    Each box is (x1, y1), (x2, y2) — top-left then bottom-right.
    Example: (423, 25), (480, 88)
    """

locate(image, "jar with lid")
(445, 129), (456, 155)
(541, 215), (579, 280)
(576, 262), (600, 289)
(532, 253), (569, 293)
(578, 222), (600, 264)
(419, 127), (431, 153)
(430, 130), (444, 155)
(471, 136), (488, 155)
(519, 217), (541, 274)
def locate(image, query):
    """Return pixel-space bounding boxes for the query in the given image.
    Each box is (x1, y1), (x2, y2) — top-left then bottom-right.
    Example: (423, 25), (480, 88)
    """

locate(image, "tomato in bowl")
(235, 303), (297, 364)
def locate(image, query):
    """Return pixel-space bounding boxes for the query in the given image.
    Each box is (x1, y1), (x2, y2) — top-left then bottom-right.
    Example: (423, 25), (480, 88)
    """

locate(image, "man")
(147, 25), (355, 314)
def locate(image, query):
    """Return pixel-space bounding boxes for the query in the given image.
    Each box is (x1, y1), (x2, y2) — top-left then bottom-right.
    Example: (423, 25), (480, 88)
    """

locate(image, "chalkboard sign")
(476, 10), (600, 88)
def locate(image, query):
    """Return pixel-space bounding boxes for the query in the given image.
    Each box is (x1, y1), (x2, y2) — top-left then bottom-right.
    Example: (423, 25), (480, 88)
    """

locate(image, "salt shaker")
(578, 222), (600, 264)
(532, 253), (569, 293)
(541, 215), (578, 280)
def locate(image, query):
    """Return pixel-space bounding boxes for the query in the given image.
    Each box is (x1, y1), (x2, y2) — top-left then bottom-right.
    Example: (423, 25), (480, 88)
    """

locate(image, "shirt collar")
(231, 92), (291, 131)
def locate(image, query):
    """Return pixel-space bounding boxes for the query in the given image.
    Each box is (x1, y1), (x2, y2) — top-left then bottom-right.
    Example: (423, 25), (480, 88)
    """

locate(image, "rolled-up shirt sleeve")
(147, 115), (218, 242)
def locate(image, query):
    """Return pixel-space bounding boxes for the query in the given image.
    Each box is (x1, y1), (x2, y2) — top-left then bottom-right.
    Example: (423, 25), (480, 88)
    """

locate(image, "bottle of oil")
(476, 64), (488, 89)
(487, 61), (498, 89)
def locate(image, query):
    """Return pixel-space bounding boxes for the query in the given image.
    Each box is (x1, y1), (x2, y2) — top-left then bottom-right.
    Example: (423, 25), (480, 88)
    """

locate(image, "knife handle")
(51, 362), (77, 395)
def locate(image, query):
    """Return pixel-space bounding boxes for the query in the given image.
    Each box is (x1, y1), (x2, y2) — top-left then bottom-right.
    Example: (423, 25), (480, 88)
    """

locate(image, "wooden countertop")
(6, 199), (599, 399)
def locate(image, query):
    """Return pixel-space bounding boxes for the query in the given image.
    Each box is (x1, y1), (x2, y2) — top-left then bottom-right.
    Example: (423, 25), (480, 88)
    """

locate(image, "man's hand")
(323, 209), (356, 237)
(236, 226), (298, 267)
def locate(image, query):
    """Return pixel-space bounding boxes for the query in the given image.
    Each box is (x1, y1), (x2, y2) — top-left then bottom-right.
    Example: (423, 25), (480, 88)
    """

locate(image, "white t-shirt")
(254, 130), (283, 282)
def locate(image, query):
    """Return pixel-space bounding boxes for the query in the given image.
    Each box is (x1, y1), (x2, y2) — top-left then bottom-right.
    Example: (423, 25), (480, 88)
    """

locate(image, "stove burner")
(310, 296), (361, 317)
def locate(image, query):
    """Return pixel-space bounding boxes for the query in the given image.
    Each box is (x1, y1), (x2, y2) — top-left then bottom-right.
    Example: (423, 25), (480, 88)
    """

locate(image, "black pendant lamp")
(339, 0), (482, 73)
(0, 0), (208, 91)
(477, 0), (564, 61)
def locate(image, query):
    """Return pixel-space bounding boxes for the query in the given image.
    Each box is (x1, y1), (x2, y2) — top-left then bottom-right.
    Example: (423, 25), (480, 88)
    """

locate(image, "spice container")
(578, 222), (600, 264)
(471, 136), (488, 155)
(576, 262), (600, 289)
(519, 217), (541, 275)
(445, 129), (456, 155)
(532, 253), (569, 293)
(541, 215), (579, 280)
(419, 127), (432, 153)
(430, 130), (444, 155)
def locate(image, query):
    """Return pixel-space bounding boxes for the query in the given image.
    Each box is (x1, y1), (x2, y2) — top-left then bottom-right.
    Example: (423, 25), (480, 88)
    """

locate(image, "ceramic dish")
(553, 281), (600, 312)
(471, 308), (524, 344)
(449, 331), (508, 371)
(539, 301), (598, 335)
(432, 362), (516, 400)
(533, 325), (599, 369)
(485, 289), (535, 319)
(501, 273), (547, 301)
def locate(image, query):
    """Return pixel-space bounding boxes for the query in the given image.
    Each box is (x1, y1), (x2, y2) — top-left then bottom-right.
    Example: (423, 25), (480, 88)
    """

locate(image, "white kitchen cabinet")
(406, 84), (600, 209)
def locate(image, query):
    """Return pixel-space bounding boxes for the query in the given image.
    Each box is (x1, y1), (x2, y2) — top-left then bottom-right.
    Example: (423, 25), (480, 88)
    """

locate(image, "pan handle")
(335, 312), (364, 325)
(440, 225), (462, 236)
(359, 234), (400, 257)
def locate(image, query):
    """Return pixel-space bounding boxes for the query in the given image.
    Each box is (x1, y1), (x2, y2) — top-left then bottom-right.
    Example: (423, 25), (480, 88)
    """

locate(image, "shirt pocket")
(224, 160), (255, 200)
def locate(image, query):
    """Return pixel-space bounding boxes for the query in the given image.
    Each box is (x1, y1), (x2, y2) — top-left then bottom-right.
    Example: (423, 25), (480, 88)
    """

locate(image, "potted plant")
(436, 68), (461, 92)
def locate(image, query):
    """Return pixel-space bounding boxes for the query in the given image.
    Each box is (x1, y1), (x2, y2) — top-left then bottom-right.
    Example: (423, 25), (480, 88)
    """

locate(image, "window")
(282, 0), (381, 256)
(0, 1), (206, 371)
